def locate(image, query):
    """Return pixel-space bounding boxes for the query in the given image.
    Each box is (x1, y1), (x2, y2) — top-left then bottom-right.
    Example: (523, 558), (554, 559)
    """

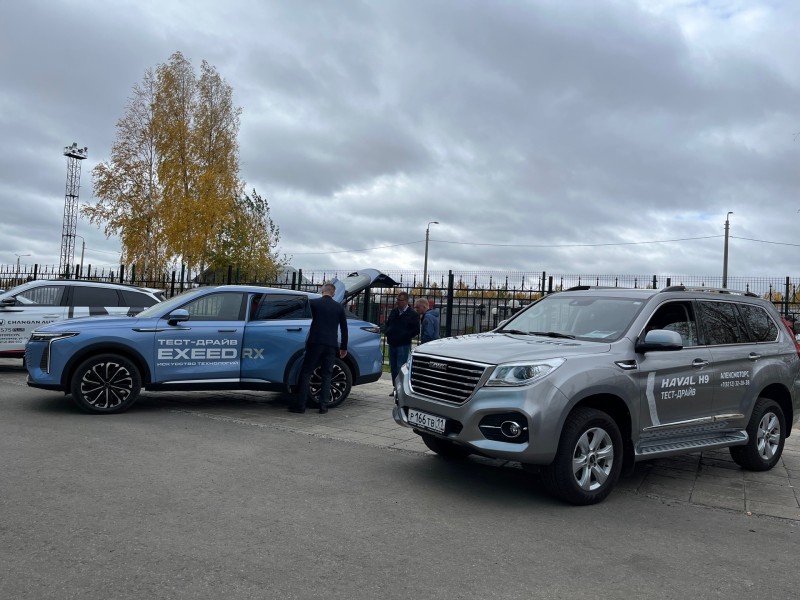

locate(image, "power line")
(730, 236), (800, 248)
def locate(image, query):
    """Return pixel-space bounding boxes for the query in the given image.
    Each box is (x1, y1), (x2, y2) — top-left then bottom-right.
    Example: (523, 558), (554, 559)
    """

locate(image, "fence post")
(785, 276), (791, 317)
(131, 264), (136, 285)
(540, 271), (546, 295)
(291, 271), (297, 290)
(227, 265), (233, 285)
(170, 270), (176, 297)
(33, 264), (38, 281)
(548, 276), (553, 294)
(652, 275), (657, 290)
(445, 270), (455, 337)
(179, 264), (185, 293)
(119, 265), (125, 284)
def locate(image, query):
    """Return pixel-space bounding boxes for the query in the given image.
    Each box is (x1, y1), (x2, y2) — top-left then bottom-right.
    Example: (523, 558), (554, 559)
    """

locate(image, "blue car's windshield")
(137, 288), (207, 318)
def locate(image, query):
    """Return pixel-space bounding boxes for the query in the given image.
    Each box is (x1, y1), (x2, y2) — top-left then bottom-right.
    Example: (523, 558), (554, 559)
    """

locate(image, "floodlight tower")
(59, 143), (88, 276)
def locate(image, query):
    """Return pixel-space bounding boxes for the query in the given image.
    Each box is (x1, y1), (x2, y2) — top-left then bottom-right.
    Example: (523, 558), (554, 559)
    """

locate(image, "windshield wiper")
(501, 329), (532, 336)
(529, 331), (576, 339)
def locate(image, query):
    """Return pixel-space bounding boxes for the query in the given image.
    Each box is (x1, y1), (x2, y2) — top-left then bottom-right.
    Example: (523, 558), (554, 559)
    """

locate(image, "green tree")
(208, 189), (286, 280)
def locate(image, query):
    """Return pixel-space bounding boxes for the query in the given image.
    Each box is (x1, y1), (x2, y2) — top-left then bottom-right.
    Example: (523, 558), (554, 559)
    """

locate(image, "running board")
(635, 430), (748, 459)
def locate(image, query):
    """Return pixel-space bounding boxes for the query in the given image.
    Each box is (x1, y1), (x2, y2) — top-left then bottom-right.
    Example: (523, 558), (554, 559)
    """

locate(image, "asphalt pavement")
(147, 371), (800, 521)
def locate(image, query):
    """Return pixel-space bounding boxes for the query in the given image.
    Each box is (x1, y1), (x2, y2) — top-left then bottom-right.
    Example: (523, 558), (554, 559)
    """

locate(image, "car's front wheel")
(70, 354), (141, 414)
(729, 398), (786, 471)
(541, 407), (623, 505)
(308, 358), (352, 408)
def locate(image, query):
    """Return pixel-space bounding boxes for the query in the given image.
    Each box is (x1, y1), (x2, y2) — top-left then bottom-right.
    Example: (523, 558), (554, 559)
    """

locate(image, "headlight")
(28, 332), (79, 343)
(486, 358), (565, 387)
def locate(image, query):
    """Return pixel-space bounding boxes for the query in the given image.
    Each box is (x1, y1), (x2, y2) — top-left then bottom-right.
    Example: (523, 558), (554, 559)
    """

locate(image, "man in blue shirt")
(415, 298), (440, 344)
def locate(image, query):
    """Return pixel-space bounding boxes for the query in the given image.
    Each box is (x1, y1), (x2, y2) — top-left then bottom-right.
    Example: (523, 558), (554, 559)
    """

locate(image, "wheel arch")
(570, 393), (634, 472)
(62, 343), (152, 390)
(755, 383), (793, 438)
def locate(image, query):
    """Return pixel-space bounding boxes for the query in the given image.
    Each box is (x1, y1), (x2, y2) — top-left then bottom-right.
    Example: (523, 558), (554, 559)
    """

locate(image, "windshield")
(137, 288), (206, 318)
(500, 294), (645, 342)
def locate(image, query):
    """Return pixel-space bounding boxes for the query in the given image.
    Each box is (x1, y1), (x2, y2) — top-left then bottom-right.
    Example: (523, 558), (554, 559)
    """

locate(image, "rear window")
(739, 304), (779, 343)
(698, 301), (748, 345)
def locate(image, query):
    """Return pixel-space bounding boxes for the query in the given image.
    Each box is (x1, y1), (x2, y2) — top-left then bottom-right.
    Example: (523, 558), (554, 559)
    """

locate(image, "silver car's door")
(637, 301), (715, 427)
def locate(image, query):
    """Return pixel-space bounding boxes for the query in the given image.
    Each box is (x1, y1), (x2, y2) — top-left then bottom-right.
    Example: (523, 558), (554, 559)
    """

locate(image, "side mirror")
(167, 309), (190, 326)
(636, 329), (683, 353)
(0, 297), (15, 307)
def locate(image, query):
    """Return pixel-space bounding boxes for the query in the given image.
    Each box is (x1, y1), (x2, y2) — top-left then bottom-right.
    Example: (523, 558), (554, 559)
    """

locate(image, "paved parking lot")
(147, 372), (800, 521)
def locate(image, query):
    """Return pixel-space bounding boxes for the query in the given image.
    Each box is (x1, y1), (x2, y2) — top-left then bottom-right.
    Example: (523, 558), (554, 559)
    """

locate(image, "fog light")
(500, 420), (522, 439)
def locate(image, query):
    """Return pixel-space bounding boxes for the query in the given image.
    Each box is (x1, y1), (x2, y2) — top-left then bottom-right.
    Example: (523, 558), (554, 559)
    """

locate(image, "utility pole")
(423, 221), (439, 289)
(722, 211), (733, 288)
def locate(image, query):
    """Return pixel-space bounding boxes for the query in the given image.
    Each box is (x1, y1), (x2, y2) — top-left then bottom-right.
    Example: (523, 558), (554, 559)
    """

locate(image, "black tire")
(70, 354), (141, 414)
(307, 358), (352, 408)
(541, 407), (623, 505)
(729, 398), (786, 471)
(420, 432), (472, 459)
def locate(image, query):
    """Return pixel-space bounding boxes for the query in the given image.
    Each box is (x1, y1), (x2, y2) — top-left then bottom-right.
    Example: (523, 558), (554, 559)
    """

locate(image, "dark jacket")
(420, 308), (440, 344)
(385, 305), (419, 346)
(306, 295), (348, 349)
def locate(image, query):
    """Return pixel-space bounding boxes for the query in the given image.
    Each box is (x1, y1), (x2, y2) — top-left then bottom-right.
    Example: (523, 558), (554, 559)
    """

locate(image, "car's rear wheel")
(419, 432), (472, 459)
(729, 398), (786, 471)
(307, 358), (352, 408)
(70, 354), (141, 414)
(541, 407), (622, 505)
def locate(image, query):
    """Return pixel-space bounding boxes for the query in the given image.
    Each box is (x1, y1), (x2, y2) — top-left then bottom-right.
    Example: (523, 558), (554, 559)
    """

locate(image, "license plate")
(407, 408), (446, 434)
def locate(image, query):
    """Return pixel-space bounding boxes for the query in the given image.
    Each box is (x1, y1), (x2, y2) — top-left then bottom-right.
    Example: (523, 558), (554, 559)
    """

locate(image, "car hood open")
(332, 269), (398, 304)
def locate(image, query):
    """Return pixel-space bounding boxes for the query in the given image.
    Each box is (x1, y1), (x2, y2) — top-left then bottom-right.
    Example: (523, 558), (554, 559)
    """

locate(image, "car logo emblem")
(429, 361), (448, 371)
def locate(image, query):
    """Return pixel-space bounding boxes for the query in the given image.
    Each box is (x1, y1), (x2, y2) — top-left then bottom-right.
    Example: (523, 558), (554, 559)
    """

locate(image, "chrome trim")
(161, 378), (240, 384)
(132, 327), (192, 333)
(643, 413), (745, 432)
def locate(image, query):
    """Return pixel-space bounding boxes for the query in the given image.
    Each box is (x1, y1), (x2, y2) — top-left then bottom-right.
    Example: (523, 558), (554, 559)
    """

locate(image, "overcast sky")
(2, 0), (800, 284)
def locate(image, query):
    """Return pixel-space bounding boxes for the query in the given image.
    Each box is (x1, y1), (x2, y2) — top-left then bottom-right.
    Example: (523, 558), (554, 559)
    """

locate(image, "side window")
(121, 290), (159, 310)
(15, 285), (65, 306)
(72, 286), (121, 307)
(181, 292), (245, 321)
(698, 301), (747, 345)
(643, 301), (698, 346)
(252, 294), (309, 320)
(739, 304), (779, 342)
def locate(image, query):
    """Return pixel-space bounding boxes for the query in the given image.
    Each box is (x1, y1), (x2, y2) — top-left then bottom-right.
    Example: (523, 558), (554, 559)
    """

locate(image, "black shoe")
(318, 407), (328, 414)
(389, 390), (395, 396)
(288, 406), (305, 414)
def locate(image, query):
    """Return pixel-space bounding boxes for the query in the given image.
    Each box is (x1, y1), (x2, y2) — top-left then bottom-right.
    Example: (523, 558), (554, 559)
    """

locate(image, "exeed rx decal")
(156, 337), (265, 367)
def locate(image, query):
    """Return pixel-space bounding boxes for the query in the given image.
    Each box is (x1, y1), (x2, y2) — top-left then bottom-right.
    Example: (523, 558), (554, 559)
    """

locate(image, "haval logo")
(429, 361), (448, 371)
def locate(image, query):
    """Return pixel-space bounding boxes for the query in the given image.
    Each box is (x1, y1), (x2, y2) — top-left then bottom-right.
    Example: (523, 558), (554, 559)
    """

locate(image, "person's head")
(414, 297), (429, 315)
(320, 282), (336, 297)
(396, 292), (409, 308)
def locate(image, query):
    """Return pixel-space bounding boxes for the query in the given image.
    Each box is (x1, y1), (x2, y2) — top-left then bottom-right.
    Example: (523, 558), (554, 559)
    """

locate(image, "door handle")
(286, 327), (303, 332)
(218, 329), (237, 333)
(691, 359), (709, 368)
(748, 352), (761, 361)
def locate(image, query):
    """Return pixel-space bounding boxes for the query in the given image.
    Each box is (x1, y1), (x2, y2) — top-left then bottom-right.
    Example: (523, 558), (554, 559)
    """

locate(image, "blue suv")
(25, 270), (395, 414)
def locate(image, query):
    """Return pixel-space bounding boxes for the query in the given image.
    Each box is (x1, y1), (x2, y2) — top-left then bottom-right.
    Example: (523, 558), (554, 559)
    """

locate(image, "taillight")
(781, 319), (800, 357)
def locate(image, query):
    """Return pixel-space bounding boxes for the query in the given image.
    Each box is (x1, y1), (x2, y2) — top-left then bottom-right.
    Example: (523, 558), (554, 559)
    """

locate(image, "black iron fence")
(4, 264), (800, 338)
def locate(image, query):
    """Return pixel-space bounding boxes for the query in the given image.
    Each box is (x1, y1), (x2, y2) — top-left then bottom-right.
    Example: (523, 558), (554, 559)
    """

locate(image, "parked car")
(25, 270), (395, 414)
(393, 285), (800, 505)
(0, 280), (165, 358)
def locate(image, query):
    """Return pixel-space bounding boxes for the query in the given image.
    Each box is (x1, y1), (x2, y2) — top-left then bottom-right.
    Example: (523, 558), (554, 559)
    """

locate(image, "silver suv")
(393, 286), (800, 505)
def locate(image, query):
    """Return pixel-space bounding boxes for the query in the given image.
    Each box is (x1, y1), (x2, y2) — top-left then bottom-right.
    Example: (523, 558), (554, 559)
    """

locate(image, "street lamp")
(14, 253), (31, 283)
(722, 212), (733, 288)
(423, 221), (439, 289)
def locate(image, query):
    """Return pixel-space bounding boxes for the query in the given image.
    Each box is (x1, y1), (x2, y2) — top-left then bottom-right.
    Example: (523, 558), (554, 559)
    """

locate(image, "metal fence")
(4, 264), (800, 338)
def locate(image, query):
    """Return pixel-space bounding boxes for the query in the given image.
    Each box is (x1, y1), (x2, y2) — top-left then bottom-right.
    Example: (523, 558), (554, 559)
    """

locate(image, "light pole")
(722, 212), (733, 288)
(423, 221), (439, 289)
(14, 253), (31, 283)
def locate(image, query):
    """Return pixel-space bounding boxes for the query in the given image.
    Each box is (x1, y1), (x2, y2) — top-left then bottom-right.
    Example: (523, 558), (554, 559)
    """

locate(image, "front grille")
(409, 354), (489, 404)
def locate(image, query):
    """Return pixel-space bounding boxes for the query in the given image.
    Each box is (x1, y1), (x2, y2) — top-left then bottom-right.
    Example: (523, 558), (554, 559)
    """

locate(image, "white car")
(0, 280), (164, 358)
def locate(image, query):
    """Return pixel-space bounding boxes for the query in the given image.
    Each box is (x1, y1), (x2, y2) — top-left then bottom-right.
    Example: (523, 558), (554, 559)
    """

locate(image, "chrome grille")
(410, 355), (489, 404)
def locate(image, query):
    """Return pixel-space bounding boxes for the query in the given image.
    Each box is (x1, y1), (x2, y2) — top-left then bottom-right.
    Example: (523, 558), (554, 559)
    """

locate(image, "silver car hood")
(413, 332), (612, 364)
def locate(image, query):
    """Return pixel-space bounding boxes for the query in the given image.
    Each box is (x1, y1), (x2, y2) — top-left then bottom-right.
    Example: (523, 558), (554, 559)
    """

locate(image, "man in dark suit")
(289, 282), (348, 414)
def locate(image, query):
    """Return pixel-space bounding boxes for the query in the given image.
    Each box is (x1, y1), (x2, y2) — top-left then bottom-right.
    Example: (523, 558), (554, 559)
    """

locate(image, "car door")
(637, 301), (715, 427)
(240, 293), (311, 384)
(700, 300), (768, 421)
(0, 283), (67, 354)
(153, 291), (247, 383)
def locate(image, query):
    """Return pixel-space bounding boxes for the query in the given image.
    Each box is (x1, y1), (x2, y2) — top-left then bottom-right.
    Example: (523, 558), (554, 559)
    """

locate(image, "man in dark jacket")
(289, 282), (348, 414)
(385, 291), (419, 393)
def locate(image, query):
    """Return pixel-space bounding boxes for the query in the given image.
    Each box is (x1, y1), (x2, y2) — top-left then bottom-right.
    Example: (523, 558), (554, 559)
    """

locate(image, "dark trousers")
(295, 343), (336, 409)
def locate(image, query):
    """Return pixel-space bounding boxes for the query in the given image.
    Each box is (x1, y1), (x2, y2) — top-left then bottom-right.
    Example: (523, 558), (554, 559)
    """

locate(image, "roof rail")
(564, 285), (637, 291)
(661, 285), (759, 298)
